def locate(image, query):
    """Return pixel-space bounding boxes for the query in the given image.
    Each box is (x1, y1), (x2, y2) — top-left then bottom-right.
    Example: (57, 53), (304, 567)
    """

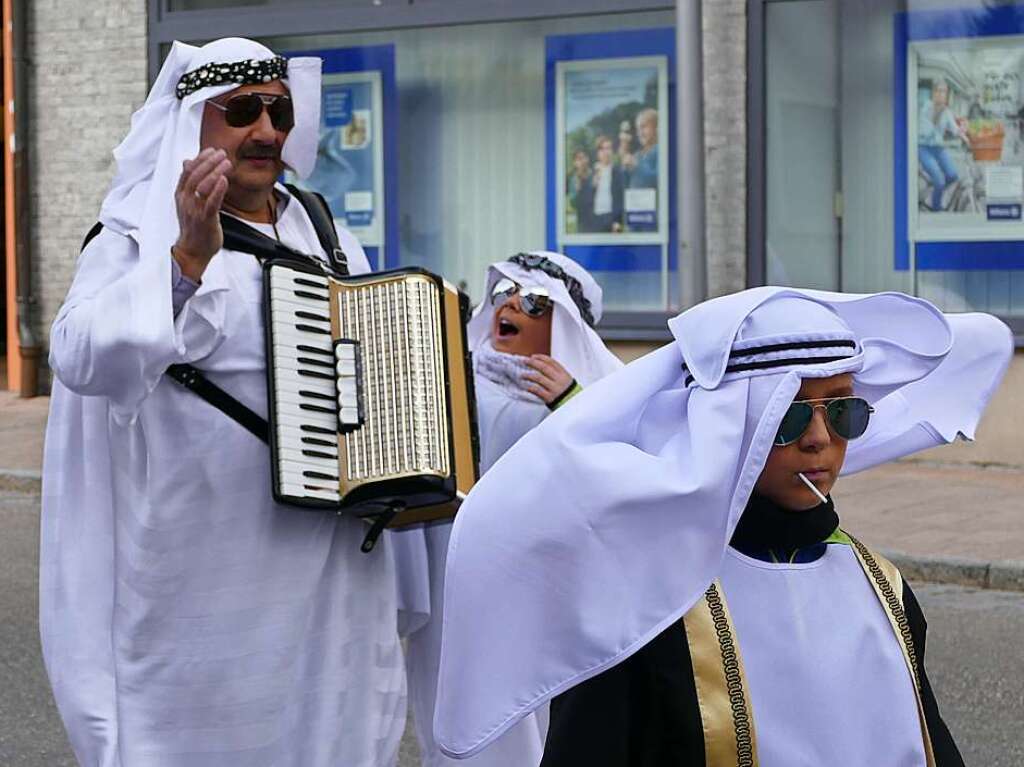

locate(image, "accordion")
(264, 258), (480, 530)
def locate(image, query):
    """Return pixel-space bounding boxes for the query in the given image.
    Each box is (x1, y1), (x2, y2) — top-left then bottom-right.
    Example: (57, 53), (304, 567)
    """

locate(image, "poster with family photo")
(286, 71), (384, 247)
(556, 56), (669, 246)
(910, 35), (1024, 242)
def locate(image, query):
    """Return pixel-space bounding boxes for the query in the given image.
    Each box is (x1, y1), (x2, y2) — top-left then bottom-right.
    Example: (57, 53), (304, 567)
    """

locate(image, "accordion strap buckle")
(360, 501), (404, 553)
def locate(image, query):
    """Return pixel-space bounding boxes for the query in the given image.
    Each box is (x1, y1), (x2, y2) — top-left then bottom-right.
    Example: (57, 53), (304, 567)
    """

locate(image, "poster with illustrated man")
(556, 56), (669, 246)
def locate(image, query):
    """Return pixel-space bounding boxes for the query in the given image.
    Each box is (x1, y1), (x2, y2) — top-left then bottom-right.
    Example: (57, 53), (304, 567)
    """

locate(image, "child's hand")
(522, 355), (574, 404)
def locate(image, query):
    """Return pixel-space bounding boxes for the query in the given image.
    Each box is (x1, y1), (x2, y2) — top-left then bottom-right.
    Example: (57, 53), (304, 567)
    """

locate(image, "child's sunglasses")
(774, 396), (874, 446)
(207, 93), (295, 132)
(490, 277), (553, 317)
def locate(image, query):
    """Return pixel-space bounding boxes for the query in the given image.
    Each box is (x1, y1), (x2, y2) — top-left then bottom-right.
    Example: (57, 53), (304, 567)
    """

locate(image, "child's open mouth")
(497, 318), (520, 337)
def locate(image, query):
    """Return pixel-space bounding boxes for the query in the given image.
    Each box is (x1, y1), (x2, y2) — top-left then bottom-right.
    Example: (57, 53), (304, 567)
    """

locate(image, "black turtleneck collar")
(729, 492), (839, 562)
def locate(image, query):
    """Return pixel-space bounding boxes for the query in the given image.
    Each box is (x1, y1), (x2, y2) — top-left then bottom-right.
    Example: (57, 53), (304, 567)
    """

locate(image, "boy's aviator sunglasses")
(207, 93), (295, 132)
(490, 278), (553, 317)
(774, 396), (874, 447)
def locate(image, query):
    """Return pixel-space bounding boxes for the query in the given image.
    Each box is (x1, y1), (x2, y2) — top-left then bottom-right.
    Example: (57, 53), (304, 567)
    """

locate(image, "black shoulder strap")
(220, 212), (310, 263)
(166, 364), (269, 443)
(285, 183), (350, 276)
(81, 221), (105, 253)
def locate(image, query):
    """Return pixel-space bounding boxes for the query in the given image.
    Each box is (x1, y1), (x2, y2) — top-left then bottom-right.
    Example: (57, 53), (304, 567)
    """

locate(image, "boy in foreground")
(432, 287), (1012, 766)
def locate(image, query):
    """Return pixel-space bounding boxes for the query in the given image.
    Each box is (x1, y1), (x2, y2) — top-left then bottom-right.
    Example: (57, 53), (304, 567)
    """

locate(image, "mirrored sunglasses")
(490, 277), (553, 317)
(774, 396), (874, 447)
(208, 93), (294, 132)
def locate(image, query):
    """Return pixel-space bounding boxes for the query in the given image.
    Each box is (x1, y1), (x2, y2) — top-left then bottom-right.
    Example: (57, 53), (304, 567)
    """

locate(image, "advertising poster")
(910, 36), (1024, 242)
(556, 56), (669, 246)
(288, 71), (385, 247)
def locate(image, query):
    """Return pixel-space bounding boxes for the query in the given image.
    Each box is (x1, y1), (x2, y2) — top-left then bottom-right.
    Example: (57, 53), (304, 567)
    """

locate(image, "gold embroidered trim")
(684, 582), (758, 767)
(847, 533), (936, 767)
(847, 535), (921, 686)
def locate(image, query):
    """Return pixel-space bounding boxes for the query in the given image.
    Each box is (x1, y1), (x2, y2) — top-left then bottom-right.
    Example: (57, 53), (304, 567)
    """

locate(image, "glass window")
(765, 0), (1024, 319)
(260, 11), (678, 314)
(168, 0), (391, 10)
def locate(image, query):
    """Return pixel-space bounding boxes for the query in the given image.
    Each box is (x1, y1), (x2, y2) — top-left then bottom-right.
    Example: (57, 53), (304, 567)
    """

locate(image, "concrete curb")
(1, 468), (1021, 593)
(0, 469), (41, 494)
(880, 549), (1024, 594)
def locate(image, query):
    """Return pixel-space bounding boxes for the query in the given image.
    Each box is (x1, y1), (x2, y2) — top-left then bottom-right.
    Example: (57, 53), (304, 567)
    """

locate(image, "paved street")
(3, 487), (1022, 766)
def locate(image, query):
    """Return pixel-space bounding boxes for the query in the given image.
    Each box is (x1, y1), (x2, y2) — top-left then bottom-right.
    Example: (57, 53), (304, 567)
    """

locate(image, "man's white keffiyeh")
(433, 286), (1013, 759)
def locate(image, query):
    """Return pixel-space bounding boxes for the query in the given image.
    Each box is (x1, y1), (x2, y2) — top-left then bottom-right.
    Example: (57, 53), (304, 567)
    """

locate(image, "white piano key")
(269, 286), (329, 306)
(274, 371), (336, 395)
(271, 325), (334, 349)
(277, 450), (339, 474)
(273, 410), (337, 431)
(269, 269), (330, 289)
(279, 483), (340, 503)
(270, 305), (332, 329)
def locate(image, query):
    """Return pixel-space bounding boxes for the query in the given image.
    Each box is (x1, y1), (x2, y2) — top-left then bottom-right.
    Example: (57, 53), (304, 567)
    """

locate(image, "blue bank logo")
(986, 204), (1022, 221)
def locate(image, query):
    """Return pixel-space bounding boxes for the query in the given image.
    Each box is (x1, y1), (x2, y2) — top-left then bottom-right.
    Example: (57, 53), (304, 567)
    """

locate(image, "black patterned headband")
(175, 55), (288, 100)
(507, 253), (596, 327)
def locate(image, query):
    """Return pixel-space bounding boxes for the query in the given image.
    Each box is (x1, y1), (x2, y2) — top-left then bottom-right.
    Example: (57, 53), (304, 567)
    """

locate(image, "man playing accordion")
(41, 38), (407, 767)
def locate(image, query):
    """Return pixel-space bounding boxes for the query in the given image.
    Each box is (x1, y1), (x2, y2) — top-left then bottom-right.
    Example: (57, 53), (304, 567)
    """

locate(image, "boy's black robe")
(540, 573), (964, 767)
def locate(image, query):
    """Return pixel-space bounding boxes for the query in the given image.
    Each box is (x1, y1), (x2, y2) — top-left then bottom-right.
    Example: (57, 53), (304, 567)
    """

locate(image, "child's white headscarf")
(434, 286), (1013, 759)
(466, 251), (622, 387)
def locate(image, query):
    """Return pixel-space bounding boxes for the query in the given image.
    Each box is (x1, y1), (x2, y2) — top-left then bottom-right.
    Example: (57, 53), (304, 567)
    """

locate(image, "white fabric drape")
(433, 286), (1013, 758)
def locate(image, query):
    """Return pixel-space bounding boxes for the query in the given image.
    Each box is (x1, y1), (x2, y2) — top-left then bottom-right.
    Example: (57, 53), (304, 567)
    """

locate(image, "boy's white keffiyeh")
(466, 251), (622, 388)
(434, 286), (1013, 758)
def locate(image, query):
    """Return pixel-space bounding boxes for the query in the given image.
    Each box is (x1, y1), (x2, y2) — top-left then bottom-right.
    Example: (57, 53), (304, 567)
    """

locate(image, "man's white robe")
(40, 194), (407, 767)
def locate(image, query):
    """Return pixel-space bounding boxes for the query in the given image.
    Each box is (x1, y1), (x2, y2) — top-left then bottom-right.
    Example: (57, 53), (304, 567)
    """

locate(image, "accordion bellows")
(264, 259), (480, 526)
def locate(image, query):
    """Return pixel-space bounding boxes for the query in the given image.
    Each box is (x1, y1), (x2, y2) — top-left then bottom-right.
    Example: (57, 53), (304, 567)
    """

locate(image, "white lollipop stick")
(798, 472), (828, 505)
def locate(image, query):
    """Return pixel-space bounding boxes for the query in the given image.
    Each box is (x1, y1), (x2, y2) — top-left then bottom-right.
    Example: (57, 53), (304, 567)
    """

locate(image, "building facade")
(4, 0), (1021, 464)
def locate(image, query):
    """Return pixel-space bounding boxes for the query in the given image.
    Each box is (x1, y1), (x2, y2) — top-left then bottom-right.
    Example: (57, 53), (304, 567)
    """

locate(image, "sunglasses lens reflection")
(828, 397), (871, 440)
(775, 403), (813, 446)
(223, 94), (294, 131)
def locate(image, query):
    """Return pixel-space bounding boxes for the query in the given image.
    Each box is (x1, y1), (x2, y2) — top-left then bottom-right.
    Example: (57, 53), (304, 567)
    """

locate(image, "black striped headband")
(682, 338), (858, 387)
(176, 56), (288, 100)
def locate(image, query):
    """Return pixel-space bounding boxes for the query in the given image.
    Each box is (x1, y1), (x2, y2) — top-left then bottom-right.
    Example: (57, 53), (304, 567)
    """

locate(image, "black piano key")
(295, 323), (331, 335)
(299, 389), (334, 402)
(295, 277), (327, 289)
(301, 436), (336, 447)
(293, 289), (329, 302)
(296, 344), (334, 357)
(300, 424), (335, 435)
(303, 470), (339, 481)
(302, 449), (337, 460)
(297, 356), (334, 369)
(296, 310), (330, 323)
(299, 403), (337, 415)
(297, 369), (335, 381)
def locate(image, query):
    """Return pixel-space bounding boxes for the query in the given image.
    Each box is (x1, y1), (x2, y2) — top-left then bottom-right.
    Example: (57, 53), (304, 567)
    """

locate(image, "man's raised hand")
(172, 148), (232, 281)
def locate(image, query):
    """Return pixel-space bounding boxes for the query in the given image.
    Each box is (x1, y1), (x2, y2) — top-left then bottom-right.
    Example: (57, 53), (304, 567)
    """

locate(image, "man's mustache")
(239, 144), (280, 160)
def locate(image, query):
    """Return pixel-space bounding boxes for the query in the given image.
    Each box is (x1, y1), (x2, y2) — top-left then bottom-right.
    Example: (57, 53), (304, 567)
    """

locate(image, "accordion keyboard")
(267, 266), (342, 503)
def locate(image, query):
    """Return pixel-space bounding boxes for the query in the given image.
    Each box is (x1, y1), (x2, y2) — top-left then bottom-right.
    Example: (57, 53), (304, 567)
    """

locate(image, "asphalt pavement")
(3, 487), (1023, 766)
